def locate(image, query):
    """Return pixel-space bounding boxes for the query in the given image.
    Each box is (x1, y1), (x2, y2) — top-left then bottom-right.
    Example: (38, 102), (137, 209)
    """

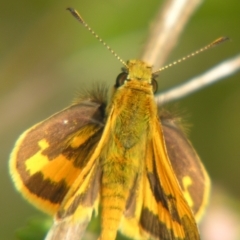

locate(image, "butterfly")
(9, 8), (210, 240)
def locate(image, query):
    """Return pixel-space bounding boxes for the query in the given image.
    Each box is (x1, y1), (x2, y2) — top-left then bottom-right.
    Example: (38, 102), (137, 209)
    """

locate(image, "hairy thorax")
(110, 79), (157, 150)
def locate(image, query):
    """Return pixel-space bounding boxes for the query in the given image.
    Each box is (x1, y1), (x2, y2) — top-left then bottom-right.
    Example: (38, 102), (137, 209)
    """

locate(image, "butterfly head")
(115, 60), (158, 93)
(127, 60), (152, 82)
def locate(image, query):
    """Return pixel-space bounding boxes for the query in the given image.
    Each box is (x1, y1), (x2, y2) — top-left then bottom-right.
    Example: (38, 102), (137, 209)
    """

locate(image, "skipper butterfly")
(9, 8), (213, 240)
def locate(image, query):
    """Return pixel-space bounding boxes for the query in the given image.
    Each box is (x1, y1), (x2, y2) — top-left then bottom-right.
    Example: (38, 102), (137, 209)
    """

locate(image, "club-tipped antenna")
(154, 37), (229, 74)
(67, 8), (127, 68)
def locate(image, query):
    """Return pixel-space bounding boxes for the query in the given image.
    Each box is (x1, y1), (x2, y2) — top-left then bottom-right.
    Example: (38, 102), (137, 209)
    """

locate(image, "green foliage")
(15, 216), (51, 240)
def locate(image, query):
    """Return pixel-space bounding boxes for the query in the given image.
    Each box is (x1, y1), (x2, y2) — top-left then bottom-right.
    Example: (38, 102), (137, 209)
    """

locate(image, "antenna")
(67, 8), (127, 68)
(154, 37), (229, 74)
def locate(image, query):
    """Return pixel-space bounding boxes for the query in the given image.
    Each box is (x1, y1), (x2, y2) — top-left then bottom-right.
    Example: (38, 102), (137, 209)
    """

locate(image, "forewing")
(140, 119), (200, 240)
(45, 104), (117, 240)
(161, 116), (210, 220)
(10, 100), (104, 215)
(119, 172), (145, 240)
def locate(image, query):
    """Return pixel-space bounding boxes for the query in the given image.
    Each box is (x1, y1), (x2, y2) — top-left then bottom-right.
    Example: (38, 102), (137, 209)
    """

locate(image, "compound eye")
(115, 72), (128, 88)
(152, 78), (158, 93)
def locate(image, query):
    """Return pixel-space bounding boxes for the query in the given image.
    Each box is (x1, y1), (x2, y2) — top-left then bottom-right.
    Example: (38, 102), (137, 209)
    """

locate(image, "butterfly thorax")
(106, 59), (157, 150)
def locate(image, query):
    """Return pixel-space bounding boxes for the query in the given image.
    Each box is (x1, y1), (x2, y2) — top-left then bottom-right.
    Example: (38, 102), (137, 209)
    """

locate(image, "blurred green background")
(1, 0), (240, 239)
